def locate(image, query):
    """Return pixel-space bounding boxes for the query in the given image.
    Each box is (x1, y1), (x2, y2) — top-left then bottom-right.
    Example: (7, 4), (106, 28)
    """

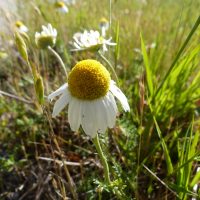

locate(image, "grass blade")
(140, 33), (154, 97)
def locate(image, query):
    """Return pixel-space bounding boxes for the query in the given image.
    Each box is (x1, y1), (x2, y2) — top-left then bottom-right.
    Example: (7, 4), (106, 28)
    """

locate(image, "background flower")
(35, 24), (57, 49)
(71, 30), (116, 52)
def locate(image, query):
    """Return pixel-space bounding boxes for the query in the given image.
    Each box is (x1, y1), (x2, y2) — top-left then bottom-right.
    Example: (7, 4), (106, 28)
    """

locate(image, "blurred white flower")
(35, 24), (57, 49)
(55, 1), (69, 13)
(99, 17), (109, 37)
(71, 30), (116, 52)
(15, 21), (28, 33)
(134, 42), (156, 54)
(48, 59), (130, 138)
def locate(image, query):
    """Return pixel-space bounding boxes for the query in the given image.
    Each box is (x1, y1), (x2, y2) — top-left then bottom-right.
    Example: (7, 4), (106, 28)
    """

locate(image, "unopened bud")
(15, 31), (28, 62)
(35, 75), (44, 104)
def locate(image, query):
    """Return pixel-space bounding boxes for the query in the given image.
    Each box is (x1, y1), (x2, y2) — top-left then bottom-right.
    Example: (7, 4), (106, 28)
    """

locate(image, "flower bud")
(15, 31), (29, 62)
(35, 75), (44, 104)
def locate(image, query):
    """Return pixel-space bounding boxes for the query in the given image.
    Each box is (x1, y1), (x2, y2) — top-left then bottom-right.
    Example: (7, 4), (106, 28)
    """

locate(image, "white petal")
(52, 90), (70, 117)
(73, 34), (82, 46)
(42, 25), (49, 33)
(73, 42), (81, 49)
(102, 43), (108, 52)
(62, 6), (69, 13)
(48, 83), (68, 101)
(53, 29), (57, 36)
(109, 81), (130, 112)
(101, 27), (106, 37)
(95, 98), (108, 134)
(68, 97), (82, 131)
(35, 32), (40, 38)
(104, 92), (118, 128)
(48, 24), (53, 32)
(81, 101), (98, 138)
(104, 38), (116, 46)
(20, 25), (28, 32)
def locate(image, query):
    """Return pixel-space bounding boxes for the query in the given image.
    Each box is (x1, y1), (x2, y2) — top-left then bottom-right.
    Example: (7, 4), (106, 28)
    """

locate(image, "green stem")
(48, 46), (68, 78)
(93, 134), (111, 184)
(98, 51), (118, 82)
(109, 0), (112, 37)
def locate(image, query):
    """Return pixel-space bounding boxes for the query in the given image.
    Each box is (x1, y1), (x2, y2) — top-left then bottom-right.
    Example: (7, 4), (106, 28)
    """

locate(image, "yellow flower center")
(100, 17), (109, 27)
(68, 60), (111, 100)
(15, 21), (23, 28)
(55, 2), (65, 8)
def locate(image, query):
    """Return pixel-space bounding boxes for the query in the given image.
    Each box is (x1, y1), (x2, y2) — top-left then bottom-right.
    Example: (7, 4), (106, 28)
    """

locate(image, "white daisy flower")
(134, 42), (156, 54)
(55, 1), (69, 13)
(71, 30), (116, 52)
(48, 59), (130, 138)
(99, 17), (109, 37)
(15, 21), (28, 33)
(35, 24), (57, 49)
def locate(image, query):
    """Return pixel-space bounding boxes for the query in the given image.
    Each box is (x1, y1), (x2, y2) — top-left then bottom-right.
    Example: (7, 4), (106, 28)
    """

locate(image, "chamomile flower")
(55, 1), (69, 13)
(15, 21), (28, 33)
(71, 30), (116, 52)
(99, 17), (109, 37)
(35, 24), (57, 49)
(48, 59), (130, 138)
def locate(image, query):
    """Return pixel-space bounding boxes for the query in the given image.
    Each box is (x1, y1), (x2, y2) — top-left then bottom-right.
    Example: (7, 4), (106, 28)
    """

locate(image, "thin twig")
(0, 90), (33, 104)
(38, 156), (90, 166)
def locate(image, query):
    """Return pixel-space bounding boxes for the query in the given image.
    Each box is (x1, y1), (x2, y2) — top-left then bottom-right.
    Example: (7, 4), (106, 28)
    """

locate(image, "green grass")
(0, 0), (200, 199)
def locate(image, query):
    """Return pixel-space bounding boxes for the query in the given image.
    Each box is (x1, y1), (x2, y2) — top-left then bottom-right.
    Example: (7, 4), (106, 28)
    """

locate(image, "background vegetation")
(0, 0), (200, 199)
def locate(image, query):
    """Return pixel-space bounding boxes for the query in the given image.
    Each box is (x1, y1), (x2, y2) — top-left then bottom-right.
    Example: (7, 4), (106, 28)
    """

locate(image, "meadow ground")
(0, 0), (200, 199)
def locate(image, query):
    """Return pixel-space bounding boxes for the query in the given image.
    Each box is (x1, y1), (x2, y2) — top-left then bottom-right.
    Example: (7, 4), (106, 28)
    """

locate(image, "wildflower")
(15, 21), (28, 33)
(134, 42), (156, 54)
(55, 1), (68, 13)
(48, 59), (130, 138)
(35, 24), (57, 49)
(99, 17), (109, 37)
(71, 30), (116, 52)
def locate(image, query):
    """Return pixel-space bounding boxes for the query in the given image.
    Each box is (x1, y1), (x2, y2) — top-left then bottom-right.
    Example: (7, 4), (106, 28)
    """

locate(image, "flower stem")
(93, 134), (111, 184)
(48, 46), (68, 78)
(98, 51), (118, 82)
